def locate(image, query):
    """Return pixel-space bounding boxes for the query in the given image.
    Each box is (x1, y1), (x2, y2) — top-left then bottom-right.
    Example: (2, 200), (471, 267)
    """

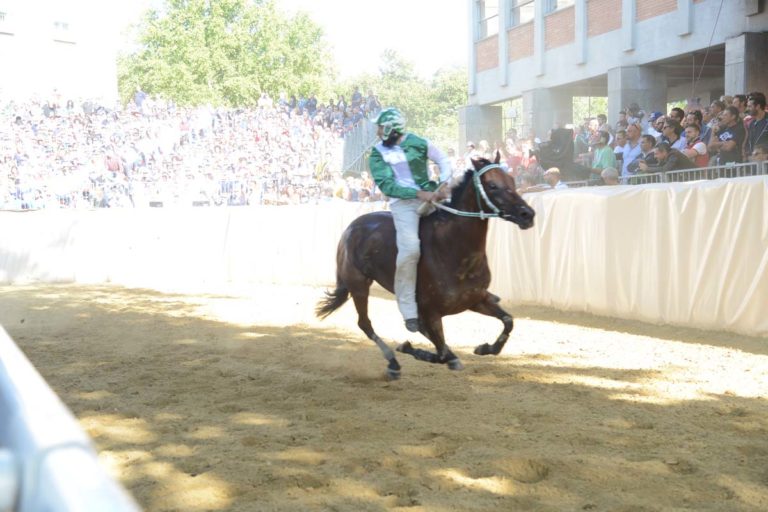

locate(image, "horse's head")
(469, 152), (535, 229)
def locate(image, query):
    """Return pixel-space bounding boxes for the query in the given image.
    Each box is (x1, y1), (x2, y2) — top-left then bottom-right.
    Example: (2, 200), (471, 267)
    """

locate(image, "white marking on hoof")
(386, 369), (401, 380)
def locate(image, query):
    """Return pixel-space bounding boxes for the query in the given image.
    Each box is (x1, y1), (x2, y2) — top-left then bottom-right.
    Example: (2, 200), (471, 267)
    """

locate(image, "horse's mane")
(447, 170), (475, 210)
(447, 157), (493, 209)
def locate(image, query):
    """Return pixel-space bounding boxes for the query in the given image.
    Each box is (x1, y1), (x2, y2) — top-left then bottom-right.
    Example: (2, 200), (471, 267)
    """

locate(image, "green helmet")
(372, 107), (406, 138)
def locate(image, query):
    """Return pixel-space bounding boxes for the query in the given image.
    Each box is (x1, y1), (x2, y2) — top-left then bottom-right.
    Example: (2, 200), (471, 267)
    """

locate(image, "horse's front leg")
(397, 315), (463, 370)
(470, 293), (514, 356)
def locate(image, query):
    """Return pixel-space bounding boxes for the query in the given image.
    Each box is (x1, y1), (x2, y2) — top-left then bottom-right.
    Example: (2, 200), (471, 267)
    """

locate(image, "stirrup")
(404, 318), (420, 332)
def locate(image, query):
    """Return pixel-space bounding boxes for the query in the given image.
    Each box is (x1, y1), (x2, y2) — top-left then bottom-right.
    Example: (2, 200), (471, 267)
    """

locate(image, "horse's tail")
(315, 285), (350, 319)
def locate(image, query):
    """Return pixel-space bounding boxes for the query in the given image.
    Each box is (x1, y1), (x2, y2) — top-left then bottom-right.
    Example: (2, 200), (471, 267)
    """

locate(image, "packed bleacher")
(495, 91), (768, 192)
(0, 87), (384, 210)
(3, 88), (766, 208)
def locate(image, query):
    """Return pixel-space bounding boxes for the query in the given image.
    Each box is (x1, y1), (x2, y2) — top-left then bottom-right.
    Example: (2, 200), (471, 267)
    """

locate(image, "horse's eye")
(488, 182), (498, 190)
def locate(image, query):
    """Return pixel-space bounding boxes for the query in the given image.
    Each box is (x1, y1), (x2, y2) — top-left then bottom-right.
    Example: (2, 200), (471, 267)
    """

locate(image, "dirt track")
(1, 283), (767, 512)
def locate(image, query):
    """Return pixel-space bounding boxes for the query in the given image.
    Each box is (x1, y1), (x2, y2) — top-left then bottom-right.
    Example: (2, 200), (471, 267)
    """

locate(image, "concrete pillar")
(621, 0), (635, 52)
(459, 105), (503, 150)
(677, 0), (692, 36)
(498, 0), (509, 87)
(534, 0), (545, 76)
(725, 32), (768, 96)
(468, 0), (478, 96)
(522, 88), (573, 140)
(607, 66), (667, 125)
(575, 0), (587, 65)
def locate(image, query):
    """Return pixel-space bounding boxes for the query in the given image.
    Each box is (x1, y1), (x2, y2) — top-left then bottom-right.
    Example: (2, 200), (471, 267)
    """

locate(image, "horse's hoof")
(447, 359), (465, 371)
(386, 368), (401, 380)
(474, 343), (493, 356)
(396, 341), (413, 354)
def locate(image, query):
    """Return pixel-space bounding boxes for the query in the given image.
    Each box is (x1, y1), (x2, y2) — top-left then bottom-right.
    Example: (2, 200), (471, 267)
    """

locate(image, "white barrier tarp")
(488, 176), (768, 336)
(0, 202), (383, 289)
(1, 178), (766, 336)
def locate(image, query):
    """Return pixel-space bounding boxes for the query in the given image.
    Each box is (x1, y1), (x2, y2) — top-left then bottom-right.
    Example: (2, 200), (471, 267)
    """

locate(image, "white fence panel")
(0, 326), (140, 512)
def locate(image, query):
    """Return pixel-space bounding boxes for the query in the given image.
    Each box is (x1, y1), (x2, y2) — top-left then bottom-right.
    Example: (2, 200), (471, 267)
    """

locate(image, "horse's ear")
(494, 150), (501, 165)
(470, 157), (482, 170)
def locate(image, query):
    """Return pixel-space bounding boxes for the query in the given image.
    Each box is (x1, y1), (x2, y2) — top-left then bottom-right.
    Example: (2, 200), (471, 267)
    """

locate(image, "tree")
(118, 0), (333, 106)
(423, 67), (468, 149)
(573, 96), (608, 125)
(357, 50), (467, 150)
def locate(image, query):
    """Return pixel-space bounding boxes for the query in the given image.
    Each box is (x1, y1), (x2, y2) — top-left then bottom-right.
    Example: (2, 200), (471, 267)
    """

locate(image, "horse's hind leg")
(470, 293), (514, 356)
(397, 314), (464, 371)
(349, 281), (402, 380)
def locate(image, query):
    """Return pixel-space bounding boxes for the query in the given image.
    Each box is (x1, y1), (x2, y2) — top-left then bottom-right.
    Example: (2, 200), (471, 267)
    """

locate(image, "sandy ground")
(1, 283), (767, 512)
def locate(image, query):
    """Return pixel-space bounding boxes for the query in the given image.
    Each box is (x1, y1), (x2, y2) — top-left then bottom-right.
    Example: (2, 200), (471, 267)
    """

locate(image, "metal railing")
(564, 161), (768, 188)
(342, 120), (379, 175)
(0, 326), (140, 512)
(562, 180), (590, 188)
(624, 172), (664, 185)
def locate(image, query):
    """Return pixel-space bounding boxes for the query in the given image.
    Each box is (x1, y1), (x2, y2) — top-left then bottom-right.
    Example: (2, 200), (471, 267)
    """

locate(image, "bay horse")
(316, 154), (535, 379)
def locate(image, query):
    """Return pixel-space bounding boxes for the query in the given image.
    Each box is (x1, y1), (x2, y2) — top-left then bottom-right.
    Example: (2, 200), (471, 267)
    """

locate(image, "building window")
(509, 0), (535, 27)
(545, 0), (575, 13)
(476, 0), (499, 39)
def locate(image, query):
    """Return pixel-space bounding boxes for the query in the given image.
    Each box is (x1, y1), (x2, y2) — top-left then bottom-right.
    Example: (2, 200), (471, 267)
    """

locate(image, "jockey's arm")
(427, 143), (453, 184)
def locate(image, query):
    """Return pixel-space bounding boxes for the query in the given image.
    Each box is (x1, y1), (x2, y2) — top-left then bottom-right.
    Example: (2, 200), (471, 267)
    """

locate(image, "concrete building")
(462, 0), (768, 144)
(0, 0), (119, 105)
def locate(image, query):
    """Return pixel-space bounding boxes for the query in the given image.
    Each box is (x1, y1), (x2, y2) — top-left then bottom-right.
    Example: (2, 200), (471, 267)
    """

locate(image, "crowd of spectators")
(0, 86), (383, 210)
(568, 92), (768, 187)
(500, 91), (768, 192)
(3, 85), (766, 208)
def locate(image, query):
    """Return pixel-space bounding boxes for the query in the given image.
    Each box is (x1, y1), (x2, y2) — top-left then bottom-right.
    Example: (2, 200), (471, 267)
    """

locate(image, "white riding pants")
(390, 198), (424, 320)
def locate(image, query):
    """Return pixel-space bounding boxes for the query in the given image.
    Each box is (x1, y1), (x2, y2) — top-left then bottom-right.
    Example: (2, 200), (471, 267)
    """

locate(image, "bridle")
(433, 164), (504, 220)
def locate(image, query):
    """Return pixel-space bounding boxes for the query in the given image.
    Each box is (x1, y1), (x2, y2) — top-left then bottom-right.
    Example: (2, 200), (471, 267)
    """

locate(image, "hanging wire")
(692, 0), (725, 97)
(691, 54), (695, 99)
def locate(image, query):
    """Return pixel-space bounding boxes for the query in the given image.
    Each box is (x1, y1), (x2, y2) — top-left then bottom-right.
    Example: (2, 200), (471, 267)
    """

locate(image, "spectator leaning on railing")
(637, 141), (695, 174)
(542, 167), (568, 190)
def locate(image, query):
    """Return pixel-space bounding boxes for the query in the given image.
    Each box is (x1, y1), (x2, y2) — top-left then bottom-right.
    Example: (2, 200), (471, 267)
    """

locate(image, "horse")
(315, 153), (535, 379)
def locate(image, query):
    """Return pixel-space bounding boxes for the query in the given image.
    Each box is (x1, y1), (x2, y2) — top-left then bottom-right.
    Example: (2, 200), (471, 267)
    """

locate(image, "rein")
(433, 164), (504, 220)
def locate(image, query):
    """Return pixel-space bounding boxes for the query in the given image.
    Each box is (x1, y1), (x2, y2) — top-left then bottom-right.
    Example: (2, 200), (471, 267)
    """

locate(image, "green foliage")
(367, 50), (467, 150)
(573, 96), (608, 124)
(330, 50), (467, 150)
(118, 3), (468, 150)
(118, 0), (333, 106)
(667, 100), (686, 113)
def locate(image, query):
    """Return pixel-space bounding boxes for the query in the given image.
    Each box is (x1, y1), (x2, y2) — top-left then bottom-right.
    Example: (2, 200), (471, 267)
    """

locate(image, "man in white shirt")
(621, 123), (642, 178)
(647, 112), (664, 138)
(543, 167), (568, 190)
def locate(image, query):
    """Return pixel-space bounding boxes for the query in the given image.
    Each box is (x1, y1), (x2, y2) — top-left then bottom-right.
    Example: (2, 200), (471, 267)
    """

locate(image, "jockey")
(369, 107), (453, 332)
